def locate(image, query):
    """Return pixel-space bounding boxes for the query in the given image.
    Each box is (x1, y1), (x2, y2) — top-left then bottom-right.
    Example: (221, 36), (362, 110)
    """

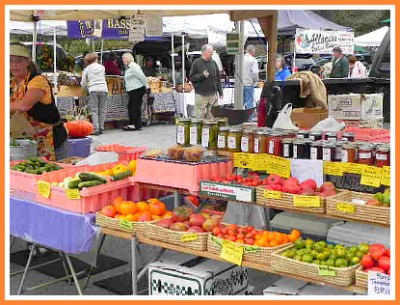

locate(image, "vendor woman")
(10, 43), (67, 161)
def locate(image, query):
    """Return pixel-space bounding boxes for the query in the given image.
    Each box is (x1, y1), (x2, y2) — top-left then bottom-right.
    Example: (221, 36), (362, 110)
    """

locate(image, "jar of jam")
(293, 139), (310, 159)
(334, 140), (347, 162)
(241, 129), (255, 153)
(296, 130), (310, 139)
(309, 132), (323, 141)
(217, 126), (230, 151)
(322, 142), (335, 161)
(254, 131), (269, 153)
(341, 143), (357, 163)
(310, 141), (323, 160)
(325, 132), (338, 141)
(358, 144), (373, 165)
(375, 145), (390, 167)
(177, 118), (191, 146)
(201, 120), (218, 149)
(189, 119), (202, 146)
(267, 132), (283, 156)
(227, 127), (242, 152)
(217, 117), (229, 128)
(282, 138), (293, 158)
(341, 132), (355, 142)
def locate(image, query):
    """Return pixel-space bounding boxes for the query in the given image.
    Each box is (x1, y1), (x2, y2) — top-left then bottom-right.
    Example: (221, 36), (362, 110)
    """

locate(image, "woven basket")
(256, 187), (326, 214)
(207, 234), (292, 265)
(355, 266), (368, 289)
(144, 222), (209, 251)
(271, 247), (359, 286)
(326, 191), (390, 225)
(95, 212), (154, 235)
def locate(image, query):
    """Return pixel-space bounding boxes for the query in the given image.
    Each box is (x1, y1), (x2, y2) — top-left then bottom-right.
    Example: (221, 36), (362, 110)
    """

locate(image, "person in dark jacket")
(330, 47), (349, 78)
(189, 44), (223, 119)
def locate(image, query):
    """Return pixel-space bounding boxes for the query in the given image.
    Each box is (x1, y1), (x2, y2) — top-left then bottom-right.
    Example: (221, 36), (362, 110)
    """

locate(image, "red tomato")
(227, 235), (237, 242)
(361, 254), (375, 269)
(212, 227), (222, 236)
(244, 238), (255, 245)
(378, 256), (390, 272)
(369, 244), (386, 253)
(388, 269), (391, 276)
(371, 249), (386, 262)
(368, 267), (386, 274)
(247, 226), (254, 232)
(237, 233), (245, 240)
(385, 248), (390, 257)
(217, 234), (223, 238)
(222, 228), (228, 234)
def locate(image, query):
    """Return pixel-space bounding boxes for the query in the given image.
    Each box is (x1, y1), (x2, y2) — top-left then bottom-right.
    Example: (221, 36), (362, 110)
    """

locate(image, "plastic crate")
(66, 137), (93, 158)
(131, 158), (233, 193)
(95, 144), (147, 162)
(35, 162), (133, 213)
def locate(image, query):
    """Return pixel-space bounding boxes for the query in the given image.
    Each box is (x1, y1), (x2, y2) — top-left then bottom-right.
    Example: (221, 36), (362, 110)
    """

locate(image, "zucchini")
(111, 169), (133, 181)
(78, 172), (107, 183)
(67, 178), (81, 189)
(78, 180), (105, 190)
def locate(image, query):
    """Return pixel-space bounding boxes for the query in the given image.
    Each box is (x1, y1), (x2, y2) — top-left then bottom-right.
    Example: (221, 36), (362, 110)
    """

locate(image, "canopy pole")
(53, 27), (58, 106)
(32, 20), (38, 63)
(181, 32), (186, 94)
(171, 35), (176, 88)
(234, 21), (244, 110)
(100, 39), (104, 63)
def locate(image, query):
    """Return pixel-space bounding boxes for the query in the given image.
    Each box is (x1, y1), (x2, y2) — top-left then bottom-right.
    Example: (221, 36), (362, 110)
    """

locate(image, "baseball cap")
(10, 43), (31, 58)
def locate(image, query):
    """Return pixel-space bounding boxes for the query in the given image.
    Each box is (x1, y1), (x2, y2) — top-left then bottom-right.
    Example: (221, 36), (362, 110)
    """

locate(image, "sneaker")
(91, 131), (100, 136)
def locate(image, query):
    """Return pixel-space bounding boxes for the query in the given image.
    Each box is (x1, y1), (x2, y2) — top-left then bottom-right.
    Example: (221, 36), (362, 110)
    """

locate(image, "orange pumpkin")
(65, 120), (93, 138)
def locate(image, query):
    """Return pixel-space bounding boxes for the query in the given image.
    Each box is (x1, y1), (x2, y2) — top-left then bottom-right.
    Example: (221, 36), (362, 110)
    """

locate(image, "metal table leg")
(64, 254), (83, 295)
(83, 233), (107, 290)
(10, 236), (16, 252)
(59, 252), (72, 284)
(17, 243), (36, 295)
(131, 237), (138, 295)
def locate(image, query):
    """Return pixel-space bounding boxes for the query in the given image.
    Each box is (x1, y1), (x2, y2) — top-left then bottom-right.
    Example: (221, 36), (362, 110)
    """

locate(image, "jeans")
(194, 93), (218, 119)
(243, 86), (255, 120)
(89, 91), (108, 132)
(127, 87), (146, 129)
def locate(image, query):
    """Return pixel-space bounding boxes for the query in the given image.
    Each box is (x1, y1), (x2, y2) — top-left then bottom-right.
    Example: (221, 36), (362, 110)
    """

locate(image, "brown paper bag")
(10, 112), (36, 138)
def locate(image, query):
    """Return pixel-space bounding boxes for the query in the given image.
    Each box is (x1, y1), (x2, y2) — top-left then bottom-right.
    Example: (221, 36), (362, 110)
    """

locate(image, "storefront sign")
(227, 33), (240, 54)
(200, 181), (254, 203)
(295, 29), (354, 54)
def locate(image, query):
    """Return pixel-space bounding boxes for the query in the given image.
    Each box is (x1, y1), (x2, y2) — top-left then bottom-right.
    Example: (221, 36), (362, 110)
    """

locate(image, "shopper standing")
(81, 52), (108, 136)
(189, 44), (223, 119)
(122, 53), (148, 131)
(243, 44), (259, 120)
(330, 47), (349, 78)
(348, 55), (368, 78)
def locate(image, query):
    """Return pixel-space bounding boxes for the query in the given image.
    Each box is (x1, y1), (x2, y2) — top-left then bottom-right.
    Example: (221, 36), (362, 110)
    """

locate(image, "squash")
(65, 120), (93, 138)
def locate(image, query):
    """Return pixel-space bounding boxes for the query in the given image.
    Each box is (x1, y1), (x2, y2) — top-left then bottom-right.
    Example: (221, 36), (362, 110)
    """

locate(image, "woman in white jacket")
(348, 55), (367, 78)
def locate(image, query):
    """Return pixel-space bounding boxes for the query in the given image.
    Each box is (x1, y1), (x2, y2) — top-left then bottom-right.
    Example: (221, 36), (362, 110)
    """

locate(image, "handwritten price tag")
(341, 163), (367, 175)
(368, 271), (390, 296)
(252, 154), (268, 171)
(120, 219), (134, 231)
(263, 190), (282, 199)
(37, 180), (51, 198)
(181, 233), (198, 242)
(360, 166), (383, 188)
(66, 188), (81, 200)
(293, 195), (321, 207)
(266, 155), (291, 178)
(233, 153), (251, 169)
(323, 161), (343, 176)
(318, 266), (336, 276)
(381, 166), (390, 186)
(336, 202), (356, 214)
(220, 240), (244, 266)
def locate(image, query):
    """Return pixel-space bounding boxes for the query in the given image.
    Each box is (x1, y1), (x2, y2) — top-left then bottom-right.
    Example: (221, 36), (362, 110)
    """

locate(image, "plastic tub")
(10, 139), (38, 161)
(95, 144), (147, 162)
(66, 137), (93, 158)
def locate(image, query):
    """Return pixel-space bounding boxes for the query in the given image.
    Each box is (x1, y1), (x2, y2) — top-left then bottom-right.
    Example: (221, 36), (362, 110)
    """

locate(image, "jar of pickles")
(217, 126), (229, 151)
(241, 129), (255, 153)
(267, 132), (283, 156)
(254, 130), (269, 153)
(375, 145), (390, 167)
(358, 144), (373, 165)
(282, 138), (293, 158)
(176, 118), (191, 146)
(341, 143), (357, 163)
(309, 132), (323, 141)
(189, 119), (202, 146)
(217, 117), (229, 128)
(227, 127), (242, 152)
(201, 120), (218, 149)
(310, 141), (323, 160)
(322, 142), (335, 161)
(341, 132), (355, 142)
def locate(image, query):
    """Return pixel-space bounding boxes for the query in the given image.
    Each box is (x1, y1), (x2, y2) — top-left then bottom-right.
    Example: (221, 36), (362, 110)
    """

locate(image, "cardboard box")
(341, 117), (384, 129)
(290, 107), (328, 129)
(148, 255), (249, 296)
(361, 93), (384, 120)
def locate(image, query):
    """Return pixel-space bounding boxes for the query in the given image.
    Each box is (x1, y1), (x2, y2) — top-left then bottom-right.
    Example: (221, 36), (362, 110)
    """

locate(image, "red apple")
(267, 174), (284, 185)
(189, 214), (206, 227)
(300, 179), (317, 191)
(299, 186), (315, 196)
(286, 177), (300, 185)
(366, 199), (381, 206)
(157, 218), (174, 229)
(202, 219), (218, 232)
(170, 222), (189, 232)
(187, 226), (204, 233)
(320, 182), (336, 193)
(320, 189), (337, 198)
(211, 214), (223, 223)
(201, 213), (211, 220)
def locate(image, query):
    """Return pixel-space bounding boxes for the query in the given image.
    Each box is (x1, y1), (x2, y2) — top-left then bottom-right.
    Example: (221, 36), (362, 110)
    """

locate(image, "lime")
(329, 254), (337, 261)
(346, 252), (355, 262)
(349, 246), (358, 253)
(294, 239), (305, 250)
(297, 249), (306, 256)
(289, 250), (297, 258)
(358, 243), (370, 254)
(305, 239), (314, 246)
(327, 244), (334, 249)
(312, 260), (321, 265)
(293, 255), (302, 261)
(320, 261), (328, 266)
(303, 249), (311, 254)
(311, 250), (319, 259)
(350, 257), (361, 266)
(336, 249), (347, 259)
(305, 244), (313, 249)
(281, 251), (290, 258)
(313, 244), (324, 252)
(335, 258), (348, 268)
(323, 250), (332, 257)
(302, 254), (314, 264)
(354, 251), (364, 259)
(318, 241), (327, 248)
(326, 258), (335, 267)
(317, 253), (327, 261)
(335, 244), (345, 250)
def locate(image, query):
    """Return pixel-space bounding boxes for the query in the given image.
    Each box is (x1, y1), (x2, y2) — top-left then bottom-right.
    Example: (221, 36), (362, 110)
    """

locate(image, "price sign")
(181, 233), (198, 242)
(341, 163), (367, 175)
(360, 166), (383, 188)
(293, 196), (321, 207)
(37, 180), (51, 198)
(66, 188), (81, 200)
(323, 161), (343, 176)
(120, 219), (134, 230)
(263, 190), (282, 199)
(336, 202), (356, 214)
(318, 266), (336, 276)
(266, 155), (291, 178)
(381, 166), (390, 186)
(233, 153), (252, 169)
(368, 271), (390, 296)
(252, 154), (269, 171)
(220, 240), (244, 266)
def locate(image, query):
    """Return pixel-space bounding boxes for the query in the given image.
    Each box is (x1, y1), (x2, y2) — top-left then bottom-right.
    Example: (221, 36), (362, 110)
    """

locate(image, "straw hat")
(10, 43), (31, 58)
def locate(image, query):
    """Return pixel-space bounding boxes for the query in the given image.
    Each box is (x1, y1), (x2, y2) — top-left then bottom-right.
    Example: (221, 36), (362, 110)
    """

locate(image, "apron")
(10, 74), (57, 161)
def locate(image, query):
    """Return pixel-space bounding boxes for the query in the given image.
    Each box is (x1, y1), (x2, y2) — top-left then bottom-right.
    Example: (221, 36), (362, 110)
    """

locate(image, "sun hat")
(10, 43), (31, 58)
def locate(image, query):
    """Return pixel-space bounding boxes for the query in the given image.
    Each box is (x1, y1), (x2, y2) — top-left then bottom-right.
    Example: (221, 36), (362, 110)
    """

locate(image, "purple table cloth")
(10, 191), (99, 254)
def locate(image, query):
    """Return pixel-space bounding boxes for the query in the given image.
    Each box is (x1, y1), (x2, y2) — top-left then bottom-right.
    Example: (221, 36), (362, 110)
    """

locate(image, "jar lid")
(282, 138), (293, 143)
(359, 144), (373, 150)
(297, 130), (310, 135)
(229, 127), (242, 133)
(242, 128), (256, 134)
(191, 118), (203, 123)
(202, 119), (218, 125)
(219, 126), (230, 132)
(256, 130), (269, 135)
(293, 138), (306, 144)
(342, 143), (357, 149)
(322, 142), (335, 148)
(310, 141), (322, 147)
(326, 132), (338, 136)
(217, 117), (229, 122)
(377, 145), (390, 152)
(310, 132), (322, 135)
(342, 132), (355, 136)
(178, 118), (191, 122)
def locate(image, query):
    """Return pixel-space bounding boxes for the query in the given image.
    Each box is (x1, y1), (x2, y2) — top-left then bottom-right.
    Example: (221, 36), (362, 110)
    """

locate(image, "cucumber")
(111, 170), (133, 181)
(67, 178), (81, 189)
(78, 180), (105, 190)
(78, 172), (107, 183)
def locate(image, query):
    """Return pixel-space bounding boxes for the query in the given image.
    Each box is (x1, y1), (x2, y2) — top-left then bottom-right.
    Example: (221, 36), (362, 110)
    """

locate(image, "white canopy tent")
(354, 26), (389, 47)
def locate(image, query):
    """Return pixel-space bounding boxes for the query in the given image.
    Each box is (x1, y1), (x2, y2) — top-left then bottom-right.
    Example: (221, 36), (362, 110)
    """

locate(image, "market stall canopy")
(10, 21), (68, 36)
(354, 26), (389, 47)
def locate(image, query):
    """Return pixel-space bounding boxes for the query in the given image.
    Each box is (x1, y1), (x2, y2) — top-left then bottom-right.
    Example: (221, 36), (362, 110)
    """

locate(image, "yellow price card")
(293, 195), (321, 207)
(266, 155), (291, 178)
(37, 180), (51, 198)
(233, 153), (252, 169)
(381, 166), (390, 186)
(323, 161), (343, 176)
(181, 233), (199, 242)
(318, 266), (336, 276)
(263, 190), (282, 199)
(341, 163), (367, 175)
(336, 203), (356, 214)
(66, 188), (81, 200)
(220, 240), (244, 266)
(360, 166), (383, 188)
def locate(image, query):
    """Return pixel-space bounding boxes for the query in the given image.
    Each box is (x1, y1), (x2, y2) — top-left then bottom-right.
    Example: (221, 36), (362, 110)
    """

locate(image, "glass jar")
(358, 144), (373, 165)
(310, 141), (323, 160)
(333, 140), (347, 162)
(227, 127), (242, 152)
(217, 117), (229, 129)
(189, 119), (202, 146)
(341, 132), (355, 142)
(241, 129), (255, 153)
(282, 138), (293, 158)
(267, 132), (283, 156)
(341, 143), (357, 163)
(296, 130), (310, 139)
(293, 139), (310, 159)
(217, 126), (230, 151)
(325, 132), (338, 141)
(201, 120), (218, 149)
(254, 131), (269, 153)
(177, 118), (191, 146)
(375, 145), (390, 167)
(241, 122), (258, 131)
(309, 132), (323, 141)
(322, 142), (335, 161)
